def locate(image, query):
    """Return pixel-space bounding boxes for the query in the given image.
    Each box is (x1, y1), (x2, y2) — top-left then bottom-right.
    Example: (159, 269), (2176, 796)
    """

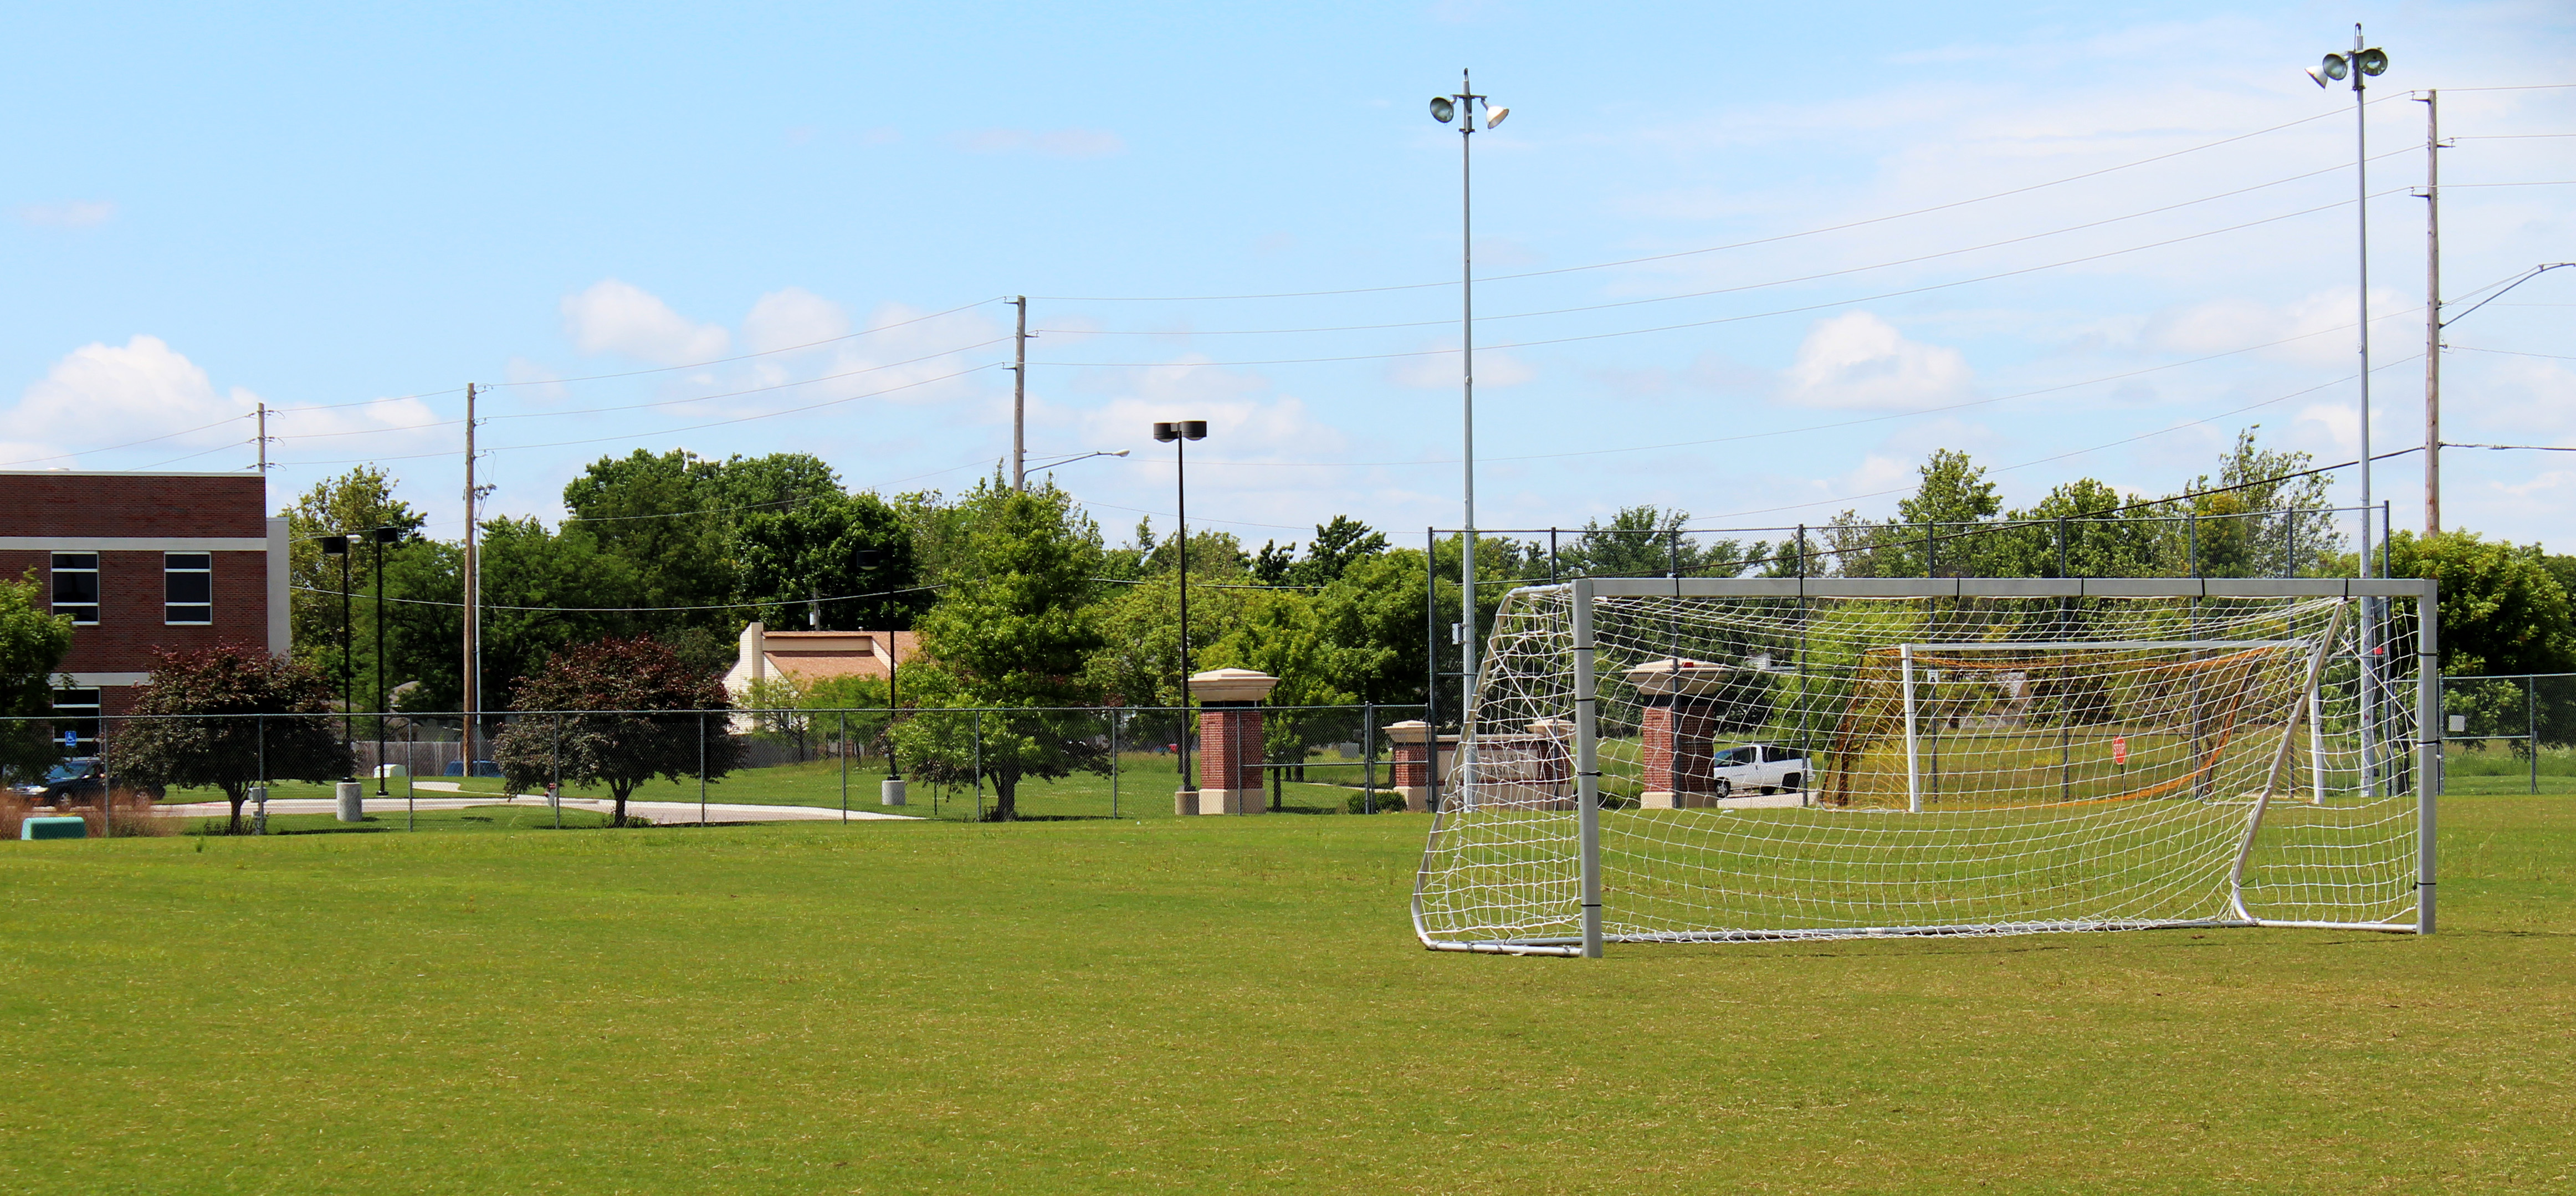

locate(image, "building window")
(50, 553), (99, 625)
(51, 688), (100, 755)
(165, 553), (212, 625)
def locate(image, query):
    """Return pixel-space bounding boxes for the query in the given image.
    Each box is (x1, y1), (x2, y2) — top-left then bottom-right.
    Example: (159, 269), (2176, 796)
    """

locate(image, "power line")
(295, 581), (948, 613)
(1037, 188), (2404, 371)
(484, 298), (1002, 387)
(2445, 441), (2576, 452)
(1032, 104), (2367, 303)
(1045, 147), (2419, 339)
(0, 414), (249, 469)
(2450, 346), (2576, 362)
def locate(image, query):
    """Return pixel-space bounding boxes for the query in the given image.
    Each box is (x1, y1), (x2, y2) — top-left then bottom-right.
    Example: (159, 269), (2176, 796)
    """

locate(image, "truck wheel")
(1759, 785), (1778, 795)
(1783, 772), (1802, 791)
(1712, 779), (1732, 800)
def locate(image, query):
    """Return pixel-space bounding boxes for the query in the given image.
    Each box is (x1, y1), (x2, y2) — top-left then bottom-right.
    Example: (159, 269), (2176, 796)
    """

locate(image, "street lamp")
(1154, 419), (1207, 799)
(320, 534), (352, 775)
(852, 547), (902, 792)
(370, 526), (401, 794)
(2306, 24), (2389, 573)
(1431, 70), (1505, 780)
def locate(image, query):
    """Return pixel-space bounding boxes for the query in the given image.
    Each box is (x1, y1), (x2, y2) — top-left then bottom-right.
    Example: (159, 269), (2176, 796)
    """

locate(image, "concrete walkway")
(160, 781), (916, 825)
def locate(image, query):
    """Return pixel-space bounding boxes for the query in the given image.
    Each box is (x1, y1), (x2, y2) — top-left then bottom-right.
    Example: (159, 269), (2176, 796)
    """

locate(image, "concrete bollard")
(880, 778), (907, 806)
(335, 780), (364, 822)
(249, 786), (268, 835)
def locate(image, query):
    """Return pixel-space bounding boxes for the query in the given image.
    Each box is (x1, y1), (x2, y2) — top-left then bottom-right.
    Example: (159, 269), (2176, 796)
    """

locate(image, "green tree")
(0, 571), (75, 781)
(490, 636), (746, 826)
(1556, 506), (1765, 580)
(900, 481), (1108, 820)
(283, 467), (429, 702)
(735, 489), (925, 631)
(114, 645), (352, 834)
(2385, 530), (2576, 676)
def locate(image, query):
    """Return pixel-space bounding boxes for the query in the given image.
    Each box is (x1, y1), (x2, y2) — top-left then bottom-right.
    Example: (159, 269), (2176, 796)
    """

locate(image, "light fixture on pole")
(852, 546), (907, 805)
(1430, 70), (1505, 791)
(1154, 420), (1207, 803)
(2306, 24), (2389, 573)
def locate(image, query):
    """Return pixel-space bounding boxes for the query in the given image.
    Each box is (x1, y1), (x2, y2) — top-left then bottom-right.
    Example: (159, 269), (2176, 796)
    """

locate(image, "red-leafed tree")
(492, 636), (746, 826)
(114, 643), (353, 834)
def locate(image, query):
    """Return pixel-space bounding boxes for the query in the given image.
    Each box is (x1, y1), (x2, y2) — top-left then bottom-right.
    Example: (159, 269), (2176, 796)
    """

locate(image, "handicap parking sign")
(62, 730), (75, 748)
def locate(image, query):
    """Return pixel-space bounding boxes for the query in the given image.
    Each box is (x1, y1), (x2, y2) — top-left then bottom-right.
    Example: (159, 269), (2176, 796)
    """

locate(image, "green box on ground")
(21, 815), (85, 840)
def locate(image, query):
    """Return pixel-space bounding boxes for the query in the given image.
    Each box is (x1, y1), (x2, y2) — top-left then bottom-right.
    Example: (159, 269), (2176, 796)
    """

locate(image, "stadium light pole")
(1431, 70), (1505, 775)
(2307, 25), (2389, 573)
(321, 534), (352, 776)
(1154, 420), (1207, 800)
(370, 526), (400, 794)
(853, 547), (900, 785)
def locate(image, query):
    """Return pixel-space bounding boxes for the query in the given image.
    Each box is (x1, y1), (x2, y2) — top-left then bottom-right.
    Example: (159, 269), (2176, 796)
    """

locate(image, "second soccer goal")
(1412, 577), (2437, 957)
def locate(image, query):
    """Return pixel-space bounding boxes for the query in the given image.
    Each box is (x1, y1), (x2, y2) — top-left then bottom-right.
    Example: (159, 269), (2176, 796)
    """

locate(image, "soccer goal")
(1412, 577), (2439, 957)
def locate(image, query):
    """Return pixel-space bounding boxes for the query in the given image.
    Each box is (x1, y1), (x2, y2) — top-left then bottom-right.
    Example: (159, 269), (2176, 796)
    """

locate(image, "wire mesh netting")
(1416, 586), (2429, 948)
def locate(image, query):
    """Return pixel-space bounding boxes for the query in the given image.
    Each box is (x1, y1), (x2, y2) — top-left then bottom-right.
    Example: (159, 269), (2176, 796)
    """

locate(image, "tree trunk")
(611, 782), (633, 827)
(990, 773), (1016, 822)
(225, 784), (247, 835)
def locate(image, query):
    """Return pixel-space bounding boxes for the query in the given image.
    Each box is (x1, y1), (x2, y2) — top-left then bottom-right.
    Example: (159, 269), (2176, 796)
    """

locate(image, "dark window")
(50, 688), (100, 755)
(165, 553), (212, 624)
(50, 553), (98, 625)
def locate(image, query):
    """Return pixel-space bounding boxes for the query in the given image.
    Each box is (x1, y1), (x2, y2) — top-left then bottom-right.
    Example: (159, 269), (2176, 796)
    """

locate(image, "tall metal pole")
(1456, 70), (1480, 768)
(2419, 89), (2442, 534)
(1571, 577), (1601, 959)
(339, 548), (352, 759)
(373, 530), (388, 795)
(462, 382), (479, 770)
(2415, 584), (2440, 934)
(1010, 295), (1028, 493)
(1175, 433), (1192, 797)
(2350, 24), (2375, 581)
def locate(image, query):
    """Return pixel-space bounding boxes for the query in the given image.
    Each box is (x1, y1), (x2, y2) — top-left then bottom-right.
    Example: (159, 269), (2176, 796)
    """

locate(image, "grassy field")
(3, 796), (2571, 1193)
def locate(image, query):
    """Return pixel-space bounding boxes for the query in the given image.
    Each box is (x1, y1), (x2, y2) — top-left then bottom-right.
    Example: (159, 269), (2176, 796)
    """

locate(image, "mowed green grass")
(3, 800), (2571, 1193)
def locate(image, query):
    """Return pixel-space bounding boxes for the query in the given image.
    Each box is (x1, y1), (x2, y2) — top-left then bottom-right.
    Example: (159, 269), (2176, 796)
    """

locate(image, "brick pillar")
(1529, 718), (1575, 809)
(1386, 720), (1435, 812)
(1184, 668), (1279, 815)
(1627, 660), (1733, 810)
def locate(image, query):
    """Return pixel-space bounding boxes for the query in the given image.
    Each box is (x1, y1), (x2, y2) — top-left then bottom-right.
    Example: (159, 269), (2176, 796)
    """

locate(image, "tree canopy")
(115, 644), (352, 833)
(491, 636), (745, 826)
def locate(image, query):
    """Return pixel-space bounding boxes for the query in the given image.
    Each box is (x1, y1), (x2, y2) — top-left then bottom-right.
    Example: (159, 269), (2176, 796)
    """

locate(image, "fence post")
(1362, 701), (1376, 813)
(2531, 675), (2541, 795)
(1110, 708), (1121, 818)
(973, 709), (984, 822)
(698, 711), (708, 826)
(839, 710), (849, 822)
(550, 714), (561, 830)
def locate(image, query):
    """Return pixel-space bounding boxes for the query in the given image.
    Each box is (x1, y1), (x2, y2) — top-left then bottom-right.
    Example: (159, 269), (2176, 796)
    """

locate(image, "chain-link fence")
(2440, 673), (2576, 795)
(0, 703), (1431, 834)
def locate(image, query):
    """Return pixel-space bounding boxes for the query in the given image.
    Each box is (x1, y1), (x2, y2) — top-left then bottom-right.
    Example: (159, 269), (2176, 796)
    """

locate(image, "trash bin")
(335, 780), (365, 822)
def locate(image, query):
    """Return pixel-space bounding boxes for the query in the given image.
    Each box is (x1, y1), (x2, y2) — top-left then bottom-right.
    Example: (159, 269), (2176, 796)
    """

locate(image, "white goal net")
(1414, 578), (2437, 956)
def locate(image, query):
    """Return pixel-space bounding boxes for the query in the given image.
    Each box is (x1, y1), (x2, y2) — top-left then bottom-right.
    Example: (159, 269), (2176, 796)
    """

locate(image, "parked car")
(22, 757), (165, 804)
(1709, 744), (1808, 797)
(442, 760), (504, 778)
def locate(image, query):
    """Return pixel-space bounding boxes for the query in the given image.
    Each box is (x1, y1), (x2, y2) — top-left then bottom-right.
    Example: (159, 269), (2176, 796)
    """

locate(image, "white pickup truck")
(1709, 744), (1809, 797)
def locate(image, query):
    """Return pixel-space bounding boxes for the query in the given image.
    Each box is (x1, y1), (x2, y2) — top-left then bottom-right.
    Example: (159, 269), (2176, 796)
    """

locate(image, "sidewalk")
(159, 781), (918, 825)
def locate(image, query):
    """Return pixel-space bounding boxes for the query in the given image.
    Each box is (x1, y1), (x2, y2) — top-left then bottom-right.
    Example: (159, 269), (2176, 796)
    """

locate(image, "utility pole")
(2418, 89), (2442, 534)
(255, 402), (269, 474)
(1010, 296), (1027, 492)
(462, 383), (479, 768)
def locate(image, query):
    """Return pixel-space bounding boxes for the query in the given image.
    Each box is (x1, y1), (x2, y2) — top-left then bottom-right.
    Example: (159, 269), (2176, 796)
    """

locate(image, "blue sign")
(62, 730), (76, 748)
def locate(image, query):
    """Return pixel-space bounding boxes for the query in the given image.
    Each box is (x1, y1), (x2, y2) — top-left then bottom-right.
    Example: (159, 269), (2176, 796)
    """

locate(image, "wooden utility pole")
(1009, 296), (1027, 491)
(462, 383), (479, 764)
(2419, 89), (2443, 534)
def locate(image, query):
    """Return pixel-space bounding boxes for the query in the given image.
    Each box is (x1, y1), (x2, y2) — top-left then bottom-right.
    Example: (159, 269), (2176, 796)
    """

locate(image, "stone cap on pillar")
(1624, 658), (1732, 697)
(1383, 719), (1433, 744)
(1529, 718), (1575, 739)
(1188, 667), (1279, 705)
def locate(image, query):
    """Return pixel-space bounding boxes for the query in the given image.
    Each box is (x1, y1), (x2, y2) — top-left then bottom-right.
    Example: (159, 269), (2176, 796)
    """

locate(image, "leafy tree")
(490, 637), (746, 826)
(1314, 549), (1437, 707)
(1555, 506), (1764, 580)
(735, 489), (925, 631)
(900, 481), (1107, 820)
(282, 466), (430, 702)
(2384, 530), (2576, 676)
(558, 448), (734, 620)
(0, 571), (75, 781)
(114, 645), (352, 834)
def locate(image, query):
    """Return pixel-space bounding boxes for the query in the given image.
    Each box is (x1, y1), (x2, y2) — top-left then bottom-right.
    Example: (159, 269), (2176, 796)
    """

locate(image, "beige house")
(724, 621), (916, 705)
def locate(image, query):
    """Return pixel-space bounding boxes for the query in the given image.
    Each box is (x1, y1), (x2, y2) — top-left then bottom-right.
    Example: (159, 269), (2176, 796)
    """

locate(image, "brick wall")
(0, 474), (265, 537)
(1640, 700), (1719, 795)
(1195, 707), (1264, 791)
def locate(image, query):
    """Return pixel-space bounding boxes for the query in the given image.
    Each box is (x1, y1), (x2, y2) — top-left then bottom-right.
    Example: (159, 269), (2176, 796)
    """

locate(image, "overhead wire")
(1032, 102), (2375, 303)
(483, 298), (1002, 387)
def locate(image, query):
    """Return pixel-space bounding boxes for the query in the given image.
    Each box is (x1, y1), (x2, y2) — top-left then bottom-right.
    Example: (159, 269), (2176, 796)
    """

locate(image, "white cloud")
(951, 128), (1125, 159)
(14, 200), (115, 228)
(1069, 359), (1345, 461)
(742, 287), (851, 354)
(561, 279), (730, 365)
(7, 336), (259, 466)
(1778, 312), (1973, 410)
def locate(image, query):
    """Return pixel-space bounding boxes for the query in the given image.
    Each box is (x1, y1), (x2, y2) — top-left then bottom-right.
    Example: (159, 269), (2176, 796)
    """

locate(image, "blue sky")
(4, 2), (2570, 554)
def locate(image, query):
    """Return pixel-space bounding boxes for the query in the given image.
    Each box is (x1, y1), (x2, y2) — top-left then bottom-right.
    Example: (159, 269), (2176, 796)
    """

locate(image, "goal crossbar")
(1412, 576), (2442, 958)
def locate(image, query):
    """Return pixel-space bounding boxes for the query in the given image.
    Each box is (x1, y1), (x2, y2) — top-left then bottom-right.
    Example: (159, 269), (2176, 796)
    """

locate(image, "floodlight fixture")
(320, 535), (348, 555)
(2355, 47), (2389, 75)
(2312, 52), (2350, 86)
(1429, 96), (1455, 123)
(1485, 105), (1508, 127)
(372, 526), (401, 544)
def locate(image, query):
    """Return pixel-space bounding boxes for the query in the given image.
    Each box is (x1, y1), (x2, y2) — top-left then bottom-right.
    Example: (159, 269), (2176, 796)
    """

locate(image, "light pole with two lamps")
(1153, 420), (1206, 803)
(1430, 73), (1505, 791)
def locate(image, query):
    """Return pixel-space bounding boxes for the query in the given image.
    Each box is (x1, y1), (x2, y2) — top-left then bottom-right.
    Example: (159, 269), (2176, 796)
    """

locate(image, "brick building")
(0, 472), (290, 743)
